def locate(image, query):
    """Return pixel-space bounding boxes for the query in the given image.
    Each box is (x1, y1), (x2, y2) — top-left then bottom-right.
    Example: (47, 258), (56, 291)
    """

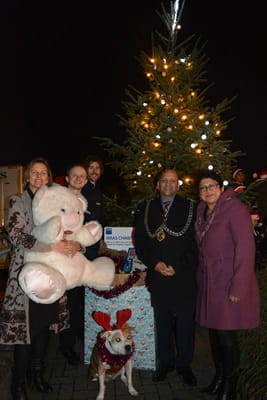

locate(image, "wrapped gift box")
(84, 284), (156, 370)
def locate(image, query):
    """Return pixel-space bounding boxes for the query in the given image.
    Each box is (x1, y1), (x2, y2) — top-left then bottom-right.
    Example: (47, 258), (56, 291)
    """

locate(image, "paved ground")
(0, 326), (215, 400)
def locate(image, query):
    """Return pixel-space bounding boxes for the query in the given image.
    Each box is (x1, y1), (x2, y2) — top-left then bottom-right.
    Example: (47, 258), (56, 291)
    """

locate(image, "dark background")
(1, 0), (267, 181)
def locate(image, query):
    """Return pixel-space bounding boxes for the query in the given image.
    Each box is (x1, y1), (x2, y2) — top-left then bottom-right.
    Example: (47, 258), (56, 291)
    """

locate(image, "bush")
(237, 267), (267, 400)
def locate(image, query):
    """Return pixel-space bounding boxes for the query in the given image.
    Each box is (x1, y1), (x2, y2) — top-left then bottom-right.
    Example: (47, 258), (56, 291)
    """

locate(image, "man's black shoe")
(152, 363), (175, 382)
(152, 368), (168, 382)
(176, 366), (197, 387)
(60, 349), (81, 366)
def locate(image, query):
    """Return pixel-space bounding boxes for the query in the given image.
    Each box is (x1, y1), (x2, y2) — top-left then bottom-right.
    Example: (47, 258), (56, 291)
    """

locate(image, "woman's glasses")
(199, 183), (219, 193)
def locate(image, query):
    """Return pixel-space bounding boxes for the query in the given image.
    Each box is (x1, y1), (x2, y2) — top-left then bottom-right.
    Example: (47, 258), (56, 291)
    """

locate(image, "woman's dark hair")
(196, 169), (224, 189)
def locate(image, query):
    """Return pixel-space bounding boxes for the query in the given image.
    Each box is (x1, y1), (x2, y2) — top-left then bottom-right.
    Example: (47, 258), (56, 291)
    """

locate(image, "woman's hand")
(51, 240), (80, 257)
(229, 295), (240, 303)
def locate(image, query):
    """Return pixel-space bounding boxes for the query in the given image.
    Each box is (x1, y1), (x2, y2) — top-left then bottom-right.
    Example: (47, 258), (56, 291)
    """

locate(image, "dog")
(88, 309), (138, 400)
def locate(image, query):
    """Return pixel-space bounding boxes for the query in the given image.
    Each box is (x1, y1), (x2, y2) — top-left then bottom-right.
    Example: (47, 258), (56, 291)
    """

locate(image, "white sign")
(104, 227), (146, 272)
(104, 227), (133, 251)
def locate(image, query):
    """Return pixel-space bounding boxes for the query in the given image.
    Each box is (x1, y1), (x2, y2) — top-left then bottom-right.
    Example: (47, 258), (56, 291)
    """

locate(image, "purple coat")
(195, 188), (260, 330)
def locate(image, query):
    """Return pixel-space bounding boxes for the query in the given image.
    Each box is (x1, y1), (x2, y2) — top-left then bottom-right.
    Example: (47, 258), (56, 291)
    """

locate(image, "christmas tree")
(97, 0), (243, 225)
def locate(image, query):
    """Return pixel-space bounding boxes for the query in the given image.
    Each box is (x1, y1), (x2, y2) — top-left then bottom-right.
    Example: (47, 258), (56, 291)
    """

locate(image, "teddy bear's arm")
(73, 221), (103, 247)
(32, 216), (64, 244)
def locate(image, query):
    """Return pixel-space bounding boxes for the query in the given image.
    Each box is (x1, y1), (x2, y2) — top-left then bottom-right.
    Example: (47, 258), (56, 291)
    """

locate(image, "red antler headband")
(92, 309), (132, 331)
(116, 309), (132, 329)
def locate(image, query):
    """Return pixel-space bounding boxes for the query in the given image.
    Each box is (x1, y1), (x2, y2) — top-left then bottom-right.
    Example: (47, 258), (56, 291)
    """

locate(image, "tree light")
(208, 165), (213, 170)
(184, 177), (192, 184)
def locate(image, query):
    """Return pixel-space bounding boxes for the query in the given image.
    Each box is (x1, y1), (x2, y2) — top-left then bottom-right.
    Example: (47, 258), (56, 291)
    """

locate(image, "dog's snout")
(125, 344), (131, 354)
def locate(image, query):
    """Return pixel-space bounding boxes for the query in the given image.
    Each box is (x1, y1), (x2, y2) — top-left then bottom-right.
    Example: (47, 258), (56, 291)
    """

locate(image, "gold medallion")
(156, 228), (166, 242)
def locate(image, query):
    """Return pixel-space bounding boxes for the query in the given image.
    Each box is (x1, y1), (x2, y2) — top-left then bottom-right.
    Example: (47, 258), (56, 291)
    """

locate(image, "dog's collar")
(96, 335), (134, 367)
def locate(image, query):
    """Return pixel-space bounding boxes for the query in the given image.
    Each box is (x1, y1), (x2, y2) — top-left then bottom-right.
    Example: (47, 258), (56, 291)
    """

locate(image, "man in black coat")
(82, 155), (104, 261)
(133, 169), (198, 386)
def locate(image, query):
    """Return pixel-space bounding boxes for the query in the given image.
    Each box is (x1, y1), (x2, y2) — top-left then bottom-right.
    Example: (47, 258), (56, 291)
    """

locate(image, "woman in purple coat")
(195, 170), (260, 400)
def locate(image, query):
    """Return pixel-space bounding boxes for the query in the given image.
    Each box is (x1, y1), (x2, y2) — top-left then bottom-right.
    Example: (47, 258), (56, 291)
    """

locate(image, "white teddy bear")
(19, 184), (115, 304)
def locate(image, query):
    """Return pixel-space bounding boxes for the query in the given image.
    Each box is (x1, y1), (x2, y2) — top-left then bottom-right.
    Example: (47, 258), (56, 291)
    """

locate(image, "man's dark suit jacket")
(82, 180), (104, 260)
(133, 194), (198, 311)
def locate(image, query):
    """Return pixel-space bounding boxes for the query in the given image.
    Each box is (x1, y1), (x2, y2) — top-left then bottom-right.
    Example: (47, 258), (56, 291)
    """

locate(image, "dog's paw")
(129, 387), (138, 396)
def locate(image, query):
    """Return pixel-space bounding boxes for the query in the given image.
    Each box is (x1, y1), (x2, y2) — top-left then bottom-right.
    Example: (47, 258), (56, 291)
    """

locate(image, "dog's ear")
(92, 311), (112, 331)
(116, 309), (132, 329)
(121, 323), (135, 333)
(100, 331), (110, 340)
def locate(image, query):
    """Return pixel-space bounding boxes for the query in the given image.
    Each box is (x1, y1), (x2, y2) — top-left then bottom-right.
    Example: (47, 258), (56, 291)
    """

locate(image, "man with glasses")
(133, 169), (198, 387)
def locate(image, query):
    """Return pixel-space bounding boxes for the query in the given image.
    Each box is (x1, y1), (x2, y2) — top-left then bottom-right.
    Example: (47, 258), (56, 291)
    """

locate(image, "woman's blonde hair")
(23, 157), (53, 189)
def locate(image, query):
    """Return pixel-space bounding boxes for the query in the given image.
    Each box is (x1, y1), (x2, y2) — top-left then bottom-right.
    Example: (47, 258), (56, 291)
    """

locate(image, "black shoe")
(176, 366), (197, 387)
(11, 381), (29, 400)
(31, 359), (53, 394)
(201, 373), (223, 394)
(60, 349), (81, 366)
(152, 363), (174, 382)
(152, 368), (168, 382)
(216, 374), (237, 400)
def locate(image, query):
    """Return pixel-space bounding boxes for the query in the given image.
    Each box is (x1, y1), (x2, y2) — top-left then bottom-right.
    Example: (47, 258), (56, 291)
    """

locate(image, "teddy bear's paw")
(28, 270), (57, 299)
(19, 262), (66, 304)
(76, 221), (103, 247)
(85, 221), (103, 241)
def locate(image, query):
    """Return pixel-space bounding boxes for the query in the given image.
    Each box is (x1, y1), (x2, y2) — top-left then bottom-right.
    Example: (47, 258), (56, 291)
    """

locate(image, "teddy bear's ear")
(33, 185), (49, 207)
(77, 193), (88, 213)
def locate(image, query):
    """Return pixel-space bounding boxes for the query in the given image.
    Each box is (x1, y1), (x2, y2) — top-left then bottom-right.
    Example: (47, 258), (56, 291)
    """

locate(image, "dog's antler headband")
(92, 309), (132, 331)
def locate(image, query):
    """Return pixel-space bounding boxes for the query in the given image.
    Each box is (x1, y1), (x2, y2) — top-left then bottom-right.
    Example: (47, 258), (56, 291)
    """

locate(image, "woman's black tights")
(209, 329), (240, 400)
(12, 328), (51, 399)
(209, 329), (240, 376)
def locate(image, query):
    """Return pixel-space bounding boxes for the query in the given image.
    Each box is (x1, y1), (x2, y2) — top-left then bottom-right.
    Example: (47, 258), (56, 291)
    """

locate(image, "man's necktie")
(163, 201), (171, 223)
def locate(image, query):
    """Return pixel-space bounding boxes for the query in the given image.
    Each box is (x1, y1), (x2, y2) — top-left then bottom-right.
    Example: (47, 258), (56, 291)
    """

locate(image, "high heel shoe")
(31, 358), (53, 394)
(216, 373), (238, 400)
(201, 372), (223, 394)
(11, 380), (29, 400)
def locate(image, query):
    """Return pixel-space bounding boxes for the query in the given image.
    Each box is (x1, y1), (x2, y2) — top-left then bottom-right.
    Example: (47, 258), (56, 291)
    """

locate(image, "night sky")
(1, 0), (267, 180)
